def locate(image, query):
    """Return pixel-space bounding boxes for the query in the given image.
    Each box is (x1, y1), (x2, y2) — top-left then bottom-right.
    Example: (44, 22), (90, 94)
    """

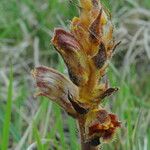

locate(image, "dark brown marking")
(89, 9), (102, 43)
(68, 67), (81, 86)
(92, 42), (107, 69)
(68, 91), (89, 115)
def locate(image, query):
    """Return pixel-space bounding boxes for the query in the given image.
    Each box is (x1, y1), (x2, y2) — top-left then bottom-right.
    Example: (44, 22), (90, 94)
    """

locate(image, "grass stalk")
(1, 66), (13, 150)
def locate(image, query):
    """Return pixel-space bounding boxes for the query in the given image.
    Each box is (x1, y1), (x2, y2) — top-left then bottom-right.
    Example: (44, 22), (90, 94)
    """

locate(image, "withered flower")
(32, 0), (121, 149)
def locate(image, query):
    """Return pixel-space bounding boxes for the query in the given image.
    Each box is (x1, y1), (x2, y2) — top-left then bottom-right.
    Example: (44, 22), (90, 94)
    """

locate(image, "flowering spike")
(32, 0), (121, 149)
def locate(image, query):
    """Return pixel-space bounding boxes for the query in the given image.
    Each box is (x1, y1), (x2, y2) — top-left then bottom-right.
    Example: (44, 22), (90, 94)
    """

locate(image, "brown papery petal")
(31, 66), (79, 117)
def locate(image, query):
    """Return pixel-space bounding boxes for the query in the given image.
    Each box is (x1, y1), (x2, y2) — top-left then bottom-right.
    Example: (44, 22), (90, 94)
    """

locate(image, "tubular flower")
(32, 0), (121, 148)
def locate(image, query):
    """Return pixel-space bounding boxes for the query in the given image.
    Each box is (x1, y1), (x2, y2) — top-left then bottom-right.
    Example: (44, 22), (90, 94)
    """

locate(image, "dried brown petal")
(31, 66), (79, 117)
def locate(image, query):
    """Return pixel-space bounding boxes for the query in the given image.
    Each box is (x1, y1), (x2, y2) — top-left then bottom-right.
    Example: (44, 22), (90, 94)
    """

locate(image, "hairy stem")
(78, 117), (100, 150)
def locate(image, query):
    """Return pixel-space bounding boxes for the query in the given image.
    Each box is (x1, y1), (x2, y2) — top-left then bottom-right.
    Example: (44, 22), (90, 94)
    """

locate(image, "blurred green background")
(0, 0), (150, 150)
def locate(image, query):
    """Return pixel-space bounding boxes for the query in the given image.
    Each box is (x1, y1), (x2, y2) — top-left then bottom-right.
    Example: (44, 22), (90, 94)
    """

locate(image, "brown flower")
(31, 66), (89, 117)
(86, 109), (121, 142)
(31, 66), (79, 117)
(52, 28), (90, 86)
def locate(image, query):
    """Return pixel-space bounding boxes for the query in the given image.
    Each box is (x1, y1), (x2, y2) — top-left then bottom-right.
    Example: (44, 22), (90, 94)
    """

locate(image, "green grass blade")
(67, 116), (79, 150)
(132, 109), (142, 145)
(0, 112), (21, 142)
(33, 123), (44, 150)
(1, 66), (13, 150)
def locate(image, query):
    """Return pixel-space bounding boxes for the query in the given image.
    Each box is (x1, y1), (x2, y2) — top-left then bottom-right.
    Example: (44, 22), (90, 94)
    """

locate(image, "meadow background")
(0, 0), (150, 150)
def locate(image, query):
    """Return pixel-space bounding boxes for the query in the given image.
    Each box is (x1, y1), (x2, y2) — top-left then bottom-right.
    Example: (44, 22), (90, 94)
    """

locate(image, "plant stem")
(78, 117), (99, 150)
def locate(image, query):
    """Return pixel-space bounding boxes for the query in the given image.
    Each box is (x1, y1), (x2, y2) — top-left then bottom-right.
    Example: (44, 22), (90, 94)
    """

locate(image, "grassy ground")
(0, 0), (150, 150)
